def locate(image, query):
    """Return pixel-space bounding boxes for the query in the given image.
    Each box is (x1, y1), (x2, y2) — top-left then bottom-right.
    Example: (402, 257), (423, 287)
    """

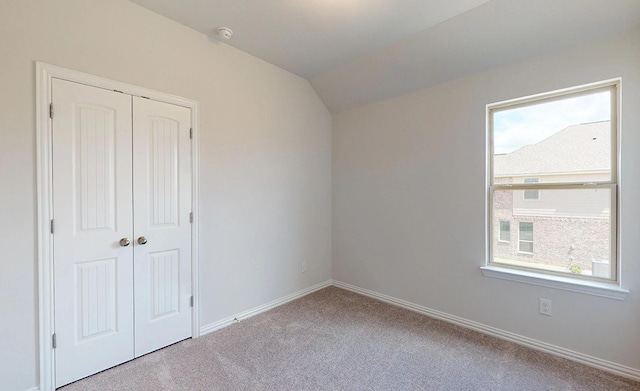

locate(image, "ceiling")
(130, 0), (491, 78)
(131, 0), (640, 113)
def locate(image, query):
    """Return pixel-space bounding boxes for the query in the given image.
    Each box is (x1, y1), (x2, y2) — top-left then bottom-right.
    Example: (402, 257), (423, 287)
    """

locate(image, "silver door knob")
(119, 238), (131, 247)
(137, 236), (148, 245)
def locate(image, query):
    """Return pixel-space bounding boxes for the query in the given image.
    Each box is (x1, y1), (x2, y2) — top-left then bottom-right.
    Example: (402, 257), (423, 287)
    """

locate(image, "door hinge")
(189, 212), (193, 223)
(190, 296), (194, 307)
(50, 219), (55, 234)
(49, 103), (54, 119)
(189, 128), (193, 139)
(52, 333), (57, 349)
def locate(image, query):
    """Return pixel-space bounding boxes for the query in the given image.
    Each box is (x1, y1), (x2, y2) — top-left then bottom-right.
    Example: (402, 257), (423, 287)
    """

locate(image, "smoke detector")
(216, 27), (233, 39)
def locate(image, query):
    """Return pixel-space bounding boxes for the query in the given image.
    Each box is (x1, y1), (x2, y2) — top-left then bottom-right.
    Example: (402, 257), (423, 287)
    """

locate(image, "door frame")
(36, 62), (201, 391)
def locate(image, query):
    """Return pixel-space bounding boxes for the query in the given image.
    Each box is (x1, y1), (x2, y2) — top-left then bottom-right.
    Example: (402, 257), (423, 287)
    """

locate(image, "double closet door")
(52, 79), (193, 387)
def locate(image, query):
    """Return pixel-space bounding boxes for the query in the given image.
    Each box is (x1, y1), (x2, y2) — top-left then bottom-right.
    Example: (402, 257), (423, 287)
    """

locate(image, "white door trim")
(36, 62), (201, 391)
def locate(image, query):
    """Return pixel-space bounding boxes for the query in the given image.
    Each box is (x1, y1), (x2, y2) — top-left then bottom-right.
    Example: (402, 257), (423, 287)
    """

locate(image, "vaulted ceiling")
(131, 0), (640, 113)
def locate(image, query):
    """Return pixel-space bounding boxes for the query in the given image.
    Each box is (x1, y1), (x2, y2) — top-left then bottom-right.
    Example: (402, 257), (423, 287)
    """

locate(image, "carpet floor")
(61, 287), (639, 390)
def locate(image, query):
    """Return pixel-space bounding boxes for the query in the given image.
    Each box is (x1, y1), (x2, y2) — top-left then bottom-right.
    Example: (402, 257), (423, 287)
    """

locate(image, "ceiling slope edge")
(310, 0), (640, 113)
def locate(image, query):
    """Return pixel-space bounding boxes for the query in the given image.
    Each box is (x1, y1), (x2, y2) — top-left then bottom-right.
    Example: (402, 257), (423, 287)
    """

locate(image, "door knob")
(119, 238), (131, 247)
(137, 236), (148, 245)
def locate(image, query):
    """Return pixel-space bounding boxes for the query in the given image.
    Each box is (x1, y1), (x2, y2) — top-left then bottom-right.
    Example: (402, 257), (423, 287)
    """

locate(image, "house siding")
(493, 171), (611, 275)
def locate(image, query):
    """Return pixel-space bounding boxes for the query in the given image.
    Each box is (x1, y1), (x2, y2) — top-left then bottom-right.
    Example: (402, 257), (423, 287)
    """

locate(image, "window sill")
(480, 265), (629, 300)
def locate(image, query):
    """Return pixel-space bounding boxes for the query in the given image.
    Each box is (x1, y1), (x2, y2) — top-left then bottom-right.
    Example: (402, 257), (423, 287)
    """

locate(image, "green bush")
(568, 264), (582, 274)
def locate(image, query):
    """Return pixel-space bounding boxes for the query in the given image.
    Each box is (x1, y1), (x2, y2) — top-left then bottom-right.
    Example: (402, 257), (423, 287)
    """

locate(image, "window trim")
(485, 78), (621, 290)
(480, 265), (629, 300)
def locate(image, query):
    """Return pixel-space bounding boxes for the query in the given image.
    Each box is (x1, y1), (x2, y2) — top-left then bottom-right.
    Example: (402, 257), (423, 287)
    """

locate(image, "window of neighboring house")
(487, 79), (619, 283)
(523, 178), (539, 200)
(499, 221), (510, 242)
(518, 222), (533, 253)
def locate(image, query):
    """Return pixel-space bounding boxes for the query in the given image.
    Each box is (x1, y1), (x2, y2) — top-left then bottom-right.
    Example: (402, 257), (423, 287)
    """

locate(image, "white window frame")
(498, 220), (510, 243)
(517, 222), (533, 254)
(482, 78), (628, 300)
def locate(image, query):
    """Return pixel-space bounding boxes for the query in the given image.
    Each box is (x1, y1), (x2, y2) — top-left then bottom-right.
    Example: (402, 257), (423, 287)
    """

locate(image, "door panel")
(133, 97), (192, 357)
(75, 105), (117, 231)
(76, 257), (118, 341)
(52, 79), (134, 387)
(149, 250), (181, 319)
(149, 117), (180, 227)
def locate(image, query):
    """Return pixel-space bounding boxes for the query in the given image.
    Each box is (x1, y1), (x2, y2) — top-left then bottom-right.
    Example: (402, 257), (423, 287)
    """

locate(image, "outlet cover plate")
(539, 298), (552, 316)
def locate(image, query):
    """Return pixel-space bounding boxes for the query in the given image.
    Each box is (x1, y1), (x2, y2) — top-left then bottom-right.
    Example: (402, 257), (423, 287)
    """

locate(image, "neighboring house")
(493, 121), (611, 276)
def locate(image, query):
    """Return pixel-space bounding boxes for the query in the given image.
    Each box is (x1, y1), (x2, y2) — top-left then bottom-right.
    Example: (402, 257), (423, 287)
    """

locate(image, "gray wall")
(0, 1), (332, 390)
(333, 29), (640, 371)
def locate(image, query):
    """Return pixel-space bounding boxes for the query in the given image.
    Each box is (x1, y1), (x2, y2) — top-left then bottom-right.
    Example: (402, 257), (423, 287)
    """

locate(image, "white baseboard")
(25, 387), (39, 391)
(331, 280), (640, 382)
(199, 280), (332, 336)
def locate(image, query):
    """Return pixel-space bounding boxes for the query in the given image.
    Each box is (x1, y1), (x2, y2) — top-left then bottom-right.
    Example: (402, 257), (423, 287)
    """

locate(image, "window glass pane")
(519, 222), (533, 241)
(492, 188), (612, 278)
(493, 90), (611, 184)
(519, 241), (533, 253)
(523, 178), (539, 200)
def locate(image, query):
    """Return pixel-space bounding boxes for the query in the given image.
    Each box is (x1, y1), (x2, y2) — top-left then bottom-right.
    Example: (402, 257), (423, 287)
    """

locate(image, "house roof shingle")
(494, 121), (610, 177)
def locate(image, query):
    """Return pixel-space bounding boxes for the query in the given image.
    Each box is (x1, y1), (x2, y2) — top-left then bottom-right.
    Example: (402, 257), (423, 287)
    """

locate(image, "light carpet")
(61, 287), (639, 390)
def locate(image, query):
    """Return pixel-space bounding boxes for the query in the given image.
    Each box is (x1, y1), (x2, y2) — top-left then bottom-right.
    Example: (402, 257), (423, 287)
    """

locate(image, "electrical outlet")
(539, 298), (552, 316)
(301, 261), (307, 273)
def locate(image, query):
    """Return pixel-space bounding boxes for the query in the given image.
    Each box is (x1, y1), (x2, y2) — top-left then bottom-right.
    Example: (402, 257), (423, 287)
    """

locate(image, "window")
(488, 79), (618, 283)
(518, 222), (533, 253)
(499, 221), (510, 242)
(523, 178), (539, 200)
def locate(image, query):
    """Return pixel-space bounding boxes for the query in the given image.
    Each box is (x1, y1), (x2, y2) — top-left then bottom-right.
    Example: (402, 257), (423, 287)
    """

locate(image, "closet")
(51, 78), (193, 387)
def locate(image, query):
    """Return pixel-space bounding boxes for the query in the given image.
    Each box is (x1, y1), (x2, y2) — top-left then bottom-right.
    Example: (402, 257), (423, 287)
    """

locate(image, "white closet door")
(132, 97), (192, 357)
(52, 79), (134, 387)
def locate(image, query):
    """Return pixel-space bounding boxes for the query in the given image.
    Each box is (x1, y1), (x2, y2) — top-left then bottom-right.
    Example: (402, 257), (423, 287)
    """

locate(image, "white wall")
(0, 1), (332, 390)
(333, 29), (640, 371)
